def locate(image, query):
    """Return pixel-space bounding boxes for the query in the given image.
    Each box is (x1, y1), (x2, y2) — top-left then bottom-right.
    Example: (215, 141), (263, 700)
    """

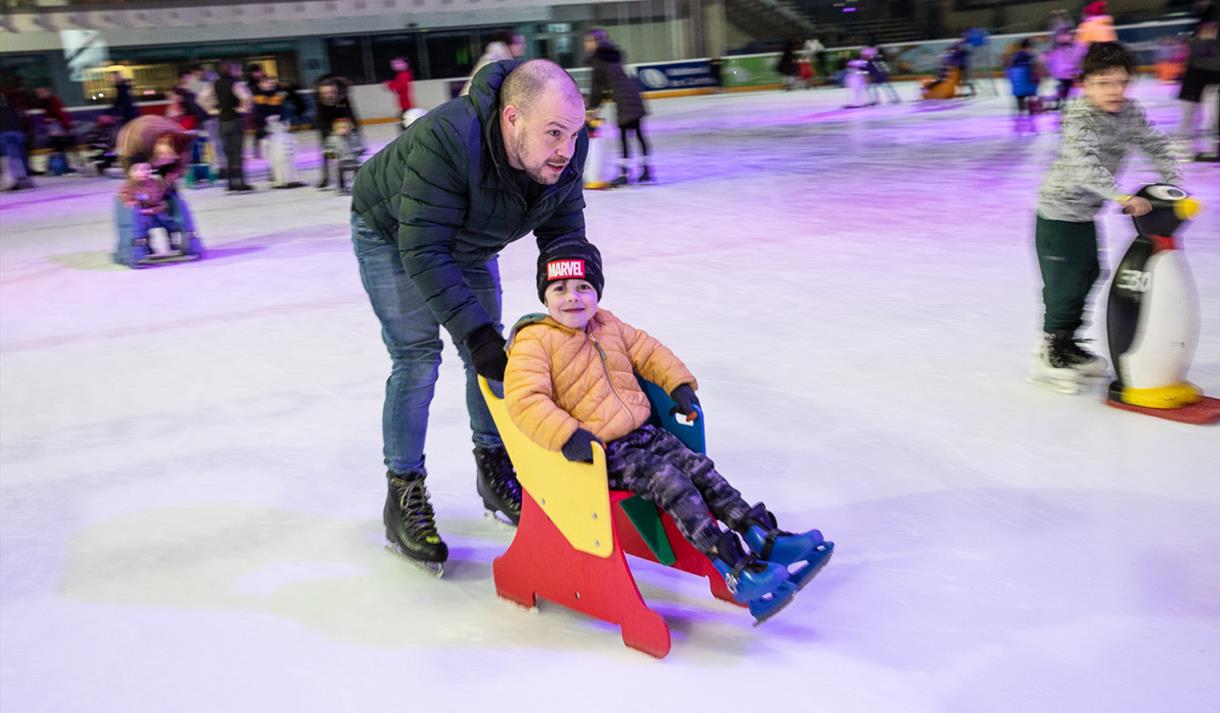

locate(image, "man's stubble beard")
(514, 131), (560, 186)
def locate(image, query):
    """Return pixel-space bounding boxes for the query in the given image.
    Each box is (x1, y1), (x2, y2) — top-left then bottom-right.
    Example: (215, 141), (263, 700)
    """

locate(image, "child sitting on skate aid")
(501, 239), (834, 624)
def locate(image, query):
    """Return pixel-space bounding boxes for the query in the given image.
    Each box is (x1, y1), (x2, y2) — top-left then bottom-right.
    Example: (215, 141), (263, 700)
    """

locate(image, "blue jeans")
(133, 210), (182, 238)
(351, 212), (504, 474)
(2, 131), (28, 182)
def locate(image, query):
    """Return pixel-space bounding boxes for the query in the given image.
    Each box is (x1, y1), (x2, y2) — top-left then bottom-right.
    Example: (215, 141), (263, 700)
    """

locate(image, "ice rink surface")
(2, 80), (1218, 713)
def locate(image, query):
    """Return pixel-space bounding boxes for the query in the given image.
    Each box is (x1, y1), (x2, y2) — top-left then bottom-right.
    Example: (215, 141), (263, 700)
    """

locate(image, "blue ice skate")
(743, 503), (835, 595)
(711, 531), (799, 625)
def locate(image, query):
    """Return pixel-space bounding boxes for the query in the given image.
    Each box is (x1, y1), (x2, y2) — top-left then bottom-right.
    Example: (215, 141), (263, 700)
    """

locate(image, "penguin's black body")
(1105, 184), (1220, 423)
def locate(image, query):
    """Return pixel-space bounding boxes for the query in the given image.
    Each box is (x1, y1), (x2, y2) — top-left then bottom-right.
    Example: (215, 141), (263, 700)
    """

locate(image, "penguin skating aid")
(1104, 184), (1220, 424)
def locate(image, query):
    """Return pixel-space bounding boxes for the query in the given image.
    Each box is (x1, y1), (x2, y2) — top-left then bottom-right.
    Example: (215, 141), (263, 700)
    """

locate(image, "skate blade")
(384, 542), (445, 578)
(788, 542), (835, 594)
(1027, 373), (1084, 395)
(483, 509), (519, 529)
(750, 582), (800, 627)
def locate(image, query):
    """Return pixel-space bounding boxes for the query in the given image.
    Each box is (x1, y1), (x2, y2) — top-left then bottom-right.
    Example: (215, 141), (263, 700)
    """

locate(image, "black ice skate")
(384, 471), (448, 577)
(1029, 331), (1107, 395)
(473, 446), (521, 526)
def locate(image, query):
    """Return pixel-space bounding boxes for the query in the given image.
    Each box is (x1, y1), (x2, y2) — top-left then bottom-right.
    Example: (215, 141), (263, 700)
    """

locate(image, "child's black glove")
(466, 324), (507, 382)
(669, 384), (700, 419)
(561, 428), (601, 463)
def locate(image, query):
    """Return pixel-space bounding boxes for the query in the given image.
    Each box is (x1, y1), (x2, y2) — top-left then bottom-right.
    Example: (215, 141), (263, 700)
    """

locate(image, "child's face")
(130, 162), (152, 181)
(1083, 68), (1131, 113)
(335, 121), (351, 135)
(544, 279), (598, 330)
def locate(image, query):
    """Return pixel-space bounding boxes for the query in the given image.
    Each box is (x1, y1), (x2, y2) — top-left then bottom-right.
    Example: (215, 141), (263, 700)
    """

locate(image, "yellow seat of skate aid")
(479, 376), (614, 558)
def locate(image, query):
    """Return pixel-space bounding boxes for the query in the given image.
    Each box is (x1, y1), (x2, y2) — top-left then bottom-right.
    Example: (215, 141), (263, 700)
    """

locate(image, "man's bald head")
(501, 59), (583, 114)
(498, 59), (586, 186)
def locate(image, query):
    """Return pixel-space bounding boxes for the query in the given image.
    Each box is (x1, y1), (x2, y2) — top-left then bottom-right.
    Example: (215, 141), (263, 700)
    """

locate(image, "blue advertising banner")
(633, 60), (717, 92)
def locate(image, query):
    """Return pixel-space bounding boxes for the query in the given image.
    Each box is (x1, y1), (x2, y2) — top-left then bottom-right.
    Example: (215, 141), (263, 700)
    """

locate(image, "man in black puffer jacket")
(351, 59), (591, 574)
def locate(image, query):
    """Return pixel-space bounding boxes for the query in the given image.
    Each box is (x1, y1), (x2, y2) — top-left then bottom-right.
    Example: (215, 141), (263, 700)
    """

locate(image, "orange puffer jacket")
(504, 309), (698, 451)
(1075, 15), (1117, 45)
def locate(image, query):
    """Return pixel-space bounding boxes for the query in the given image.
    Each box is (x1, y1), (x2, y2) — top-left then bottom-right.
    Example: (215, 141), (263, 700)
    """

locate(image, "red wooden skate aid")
(478, 377), (740, 659)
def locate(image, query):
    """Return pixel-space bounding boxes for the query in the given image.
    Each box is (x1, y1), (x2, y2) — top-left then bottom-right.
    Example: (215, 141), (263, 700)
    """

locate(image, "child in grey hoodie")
(1032, 42), (1180, 391)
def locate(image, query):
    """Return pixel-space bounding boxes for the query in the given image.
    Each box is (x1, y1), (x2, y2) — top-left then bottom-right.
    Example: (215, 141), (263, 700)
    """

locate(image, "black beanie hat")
(537, 238), (604, 303)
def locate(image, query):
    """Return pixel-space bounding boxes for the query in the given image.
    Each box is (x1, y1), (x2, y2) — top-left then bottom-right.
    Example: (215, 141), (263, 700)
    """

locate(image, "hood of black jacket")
(470, 59), (521, 185)
(593, 44), (623, 64)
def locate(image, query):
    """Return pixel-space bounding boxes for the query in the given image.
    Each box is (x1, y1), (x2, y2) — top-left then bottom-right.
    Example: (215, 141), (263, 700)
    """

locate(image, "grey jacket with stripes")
(1037, 99), (1179, 223)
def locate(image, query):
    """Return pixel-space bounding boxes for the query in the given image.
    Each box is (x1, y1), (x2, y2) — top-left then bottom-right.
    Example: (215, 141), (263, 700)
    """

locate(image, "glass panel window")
(326, 36), (368, 84)
(424, 32), (476, 80)
(370, 34), (421, 83)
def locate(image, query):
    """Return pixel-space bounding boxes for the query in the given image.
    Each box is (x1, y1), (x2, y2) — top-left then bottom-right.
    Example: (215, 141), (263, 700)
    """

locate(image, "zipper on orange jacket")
(588, 332), (633, 419)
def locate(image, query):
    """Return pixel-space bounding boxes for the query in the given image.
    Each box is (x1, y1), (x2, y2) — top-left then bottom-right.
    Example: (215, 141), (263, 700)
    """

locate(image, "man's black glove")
(561, 428), (601, 463)
(670, 384), (700, 420)
(466, 324), (508, 382)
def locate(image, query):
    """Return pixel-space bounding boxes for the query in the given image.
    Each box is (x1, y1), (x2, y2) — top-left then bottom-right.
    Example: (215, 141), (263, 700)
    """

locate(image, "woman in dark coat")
(585, 29), (652, 185)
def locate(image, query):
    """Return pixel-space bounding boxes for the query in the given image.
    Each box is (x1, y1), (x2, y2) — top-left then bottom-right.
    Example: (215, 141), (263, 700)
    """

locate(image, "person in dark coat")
(584, 29), (652, 185)
(111, 72), (138, 125)
(213, 60), (254, 192)
(314, 78), (361, 188)
(349, 59), (593, 571)
(1177, 5), (1219, 161)
(777, 40), (799, 90)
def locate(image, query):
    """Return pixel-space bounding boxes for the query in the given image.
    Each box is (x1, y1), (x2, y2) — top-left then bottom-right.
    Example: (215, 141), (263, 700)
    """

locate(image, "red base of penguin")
(1106, 395), (1220, 424)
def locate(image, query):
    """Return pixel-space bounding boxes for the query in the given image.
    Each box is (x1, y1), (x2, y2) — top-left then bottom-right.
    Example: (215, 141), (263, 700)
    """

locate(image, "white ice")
(2, 80), (1218, 713)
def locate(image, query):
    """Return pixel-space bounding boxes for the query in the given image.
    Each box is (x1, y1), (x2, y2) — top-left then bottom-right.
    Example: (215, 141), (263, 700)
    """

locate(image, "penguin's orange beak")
(1175, 197), (1201, 221)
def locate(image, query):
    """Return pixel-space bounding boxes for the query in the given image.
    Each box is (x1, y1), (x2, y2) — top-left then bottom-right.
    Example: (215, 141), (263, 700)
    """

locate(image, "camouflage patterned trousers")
(605, 425), (751, 556)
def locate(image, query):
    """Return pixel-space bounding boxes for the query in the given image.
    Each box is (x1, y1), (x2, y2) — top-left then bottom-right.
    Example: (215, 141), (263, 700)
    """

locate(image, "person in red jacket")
(35, 87), (76, 174)
(385, 57), (414, 133)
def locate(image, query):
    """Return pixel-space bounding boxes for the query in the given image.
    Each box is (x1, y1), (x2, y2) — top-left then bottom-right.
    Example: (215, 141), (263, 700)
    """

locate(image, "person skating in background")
(0, 87), (33, 191)
(776, 41), (799, 91)
(320, 117), (363, 194)
(253, 75), (285, 157)
(34, 86), (77, 174)
(213, 60), (255, 192)
(114, 114), (201, 254)
(953, 39), (976, 97)
(385, 57), (414, 132)
(1006, 39), (1043, 134)
(1176, 5), (1219, 161)
(314, 78), (361, 189)
(1031, 42), (1181, 393)
(111, 72), (138, 126)
(585, 29), (652, 186)
(1044, 30), (1080, 111)
(504, 239), (834, 623)
(1075, 1), (1118, 49)
(164, 88), (197, 131)
(193, 66), (224, 178)
(862, 43), (901, 104)
(174, 70), (208, 129)
(461, 30), (526, 96)
(804, 37), (829, 85)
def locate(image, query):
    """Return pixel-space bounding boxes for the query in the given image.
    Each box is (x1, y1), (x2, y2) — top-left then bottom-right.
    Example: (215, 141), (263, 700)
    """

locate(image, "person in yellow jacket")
(502, 238), (834, 623)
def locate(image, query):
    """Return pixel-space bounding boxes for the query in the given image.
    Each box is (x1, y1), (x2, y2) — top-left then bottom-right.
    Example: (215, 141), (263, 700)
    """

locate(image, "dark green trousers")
(1035, 215), (1100, 333)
